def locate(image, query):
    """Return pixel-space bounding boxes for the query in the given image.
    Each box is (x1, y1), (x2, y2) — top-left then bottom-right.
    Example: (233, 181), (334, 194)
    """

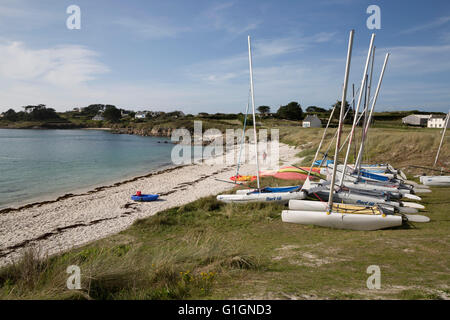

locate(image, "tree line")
(2, 100), (352, 123)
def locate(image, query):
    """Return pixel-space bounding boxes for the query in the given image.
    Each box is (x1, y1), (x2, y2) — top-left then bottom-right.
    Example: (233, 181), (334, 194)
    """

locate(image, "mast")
(359, 46), (376, 172)
(355, 53), (390, 170)
(248, 35), (261, 191)
(434, 111), (450, 167)
(328, 29), (354, 211)
(339, 33), (375, 186)
(352, 83), (356, 161)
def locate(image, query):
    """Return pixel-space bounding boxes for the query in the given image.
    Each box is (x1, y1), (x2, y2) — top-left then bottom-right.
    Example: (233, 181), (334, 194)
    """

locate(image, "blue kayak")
(250, 186), (300, 194)
(131, 194), (159, 202)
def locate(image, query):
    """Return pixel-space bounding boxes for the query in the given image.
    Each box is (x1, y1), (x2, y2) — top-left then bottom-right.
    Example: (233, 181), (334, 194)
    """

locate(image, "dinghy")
(131, 194), (159, 202)
(217, 190), (305, 204)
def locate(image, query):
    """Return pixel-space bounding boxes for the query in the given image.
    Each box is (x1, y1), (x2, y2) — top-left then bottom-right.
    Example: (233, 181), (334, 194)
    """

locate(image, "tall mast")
(339, 33), (375, 186)
(352, 83), (357, 161)
(355, 53), (390, 170)
(434, 111), (450, 167)
(248, 35), (261, 191)
(328, 29), (354, 211)
(359, 46), (376, 172)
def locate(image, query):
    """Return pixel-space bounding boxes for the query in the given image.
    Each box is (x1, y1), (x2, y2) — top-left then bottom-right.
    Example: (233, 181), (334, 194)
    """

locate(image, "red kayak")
(273, 171), (308, 181)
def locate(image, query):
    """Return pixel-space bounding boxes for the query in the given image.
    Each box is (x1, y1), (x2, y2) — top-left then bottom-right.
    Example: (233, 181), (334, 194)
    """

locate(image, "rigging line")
(235, 88), (251, 181)
(302, 86), (361, 184)
(318, 96), (370, 167)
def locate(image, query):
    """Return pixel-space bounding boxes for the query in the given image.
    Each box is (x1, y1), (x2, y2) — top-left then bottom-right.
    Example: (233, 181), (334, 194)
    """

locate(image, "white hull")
(401, 201), (425, 210)
(402, 193), (421, 201)
(420, 176), (450, 186)
(217, 191), (305, 204)
(405, 180), (430, 188)
(282, 210), (403, 231)
(342, 181), (409, 194)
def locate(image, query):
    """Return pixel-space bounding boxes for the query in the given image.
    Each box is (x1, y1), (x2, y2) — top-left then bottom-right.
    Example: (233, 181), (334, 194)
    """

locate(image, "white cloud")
(399, 16), (450, 35)
(0, 41), (109, 86)
(203, 2), (261, 35)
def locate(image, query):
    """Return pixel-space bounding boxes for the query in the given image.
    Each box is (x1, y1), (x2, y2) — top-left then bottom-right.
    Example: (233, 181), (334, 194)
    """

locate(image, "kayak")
(278, 166), (321, 173)
(131, 194), (159, 202)
(273, 171), (308, 181)
(230, 175), (256, 182)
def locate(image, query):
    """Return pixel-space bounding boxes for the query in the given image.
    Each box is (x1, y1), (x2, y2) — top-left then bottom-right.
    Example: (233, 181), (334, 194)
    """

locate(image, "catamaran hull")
(282, 210), (403, 231)
(217, 191), (306, 204)
(419, 176), (450, 186)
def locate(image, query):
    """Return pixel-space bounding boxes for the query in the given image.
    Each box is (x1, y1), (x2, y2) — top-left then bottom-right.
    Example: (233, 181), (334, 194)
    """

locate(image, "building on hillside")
(135, 111), (148, 119)
(302, 114), (322, 128)
(401, 114), (431, 127)
(427, 114), (449, 128)
(92, 114), (104, 121)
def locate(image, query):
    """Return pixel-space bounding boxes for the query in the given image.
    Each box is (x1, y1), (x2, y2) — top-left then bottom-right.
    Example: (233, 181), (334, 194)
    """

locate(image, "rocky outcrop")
(112, 126), (178, 137)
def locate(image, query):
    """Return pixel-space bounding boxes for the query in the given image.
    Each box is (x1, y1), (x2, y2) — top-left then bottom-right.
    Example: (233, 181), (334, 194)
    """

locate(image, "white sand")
(0, 142), (300, 266)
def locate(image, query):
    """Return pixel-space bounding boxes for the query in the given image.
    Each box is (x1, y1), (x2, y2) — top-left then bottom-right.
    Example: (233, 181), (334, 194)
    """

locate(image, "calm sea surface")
(0, 129), (174, 209)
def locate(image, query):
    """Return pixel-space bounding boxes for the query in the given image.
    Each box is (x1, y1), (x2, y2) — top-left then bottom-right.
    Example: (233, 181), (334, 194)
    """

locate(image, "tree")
(306, 106), (326, 113)
(30, 106), (59, 120)
(330, 100), (351, 120)
(257, 105), (271, 117)
(276, 101), (303, 120)
(81, 104), (105, 117)
(3, 109), (18, 121)
(103, 105), (121, 122)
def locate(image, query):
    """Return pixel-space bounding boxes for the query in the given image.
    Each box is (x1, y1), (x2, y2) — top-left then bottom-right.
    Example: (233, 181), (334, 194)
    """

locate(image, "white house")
(92, 114), (104, 121)
(402, 114), (431, 126)
(302, 114), (322, 128)
(135, 111), (148, 119)
(427, 114), (449, 128)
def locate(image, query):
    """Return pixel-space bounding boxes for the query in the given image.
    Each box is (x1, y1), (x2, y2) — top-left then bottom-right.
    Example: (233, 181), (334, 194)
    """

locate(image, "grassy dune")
(278, 126), (450, 174)
(0, 126), (449, 300)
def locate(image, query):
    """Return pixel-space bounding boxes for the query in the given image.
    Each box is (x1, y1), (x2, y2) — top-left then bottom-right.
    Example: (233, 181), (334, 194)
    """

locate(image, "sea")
(0, 129), (175, 209)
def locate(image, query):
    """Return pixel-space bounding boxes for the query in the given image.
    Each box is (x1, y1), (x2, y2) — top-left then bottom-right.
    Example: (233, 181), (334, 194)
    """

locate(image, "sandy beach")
(0, 142), (300, 266)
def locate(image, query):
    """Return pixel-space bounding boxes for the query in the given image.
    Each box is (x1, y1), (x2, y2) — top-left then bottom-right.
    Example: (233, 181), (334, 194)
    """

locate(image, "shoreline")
(0, 142), (301, 267)
(0, 162), (179, 215)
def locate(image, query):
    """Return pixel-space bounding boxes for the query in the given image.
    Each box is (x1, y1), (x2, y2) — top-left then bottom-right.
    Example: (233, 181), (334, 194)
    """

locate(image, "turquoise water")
(0, 129), (174, 209)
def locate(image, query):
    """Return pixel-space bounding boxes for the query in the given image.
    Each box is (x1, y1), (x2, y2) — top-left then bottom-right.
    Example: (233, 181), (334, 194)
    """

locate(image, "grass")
(1, 181), (448, 300)
(0, 125), (448, 300)
(278, 126), (450, 174)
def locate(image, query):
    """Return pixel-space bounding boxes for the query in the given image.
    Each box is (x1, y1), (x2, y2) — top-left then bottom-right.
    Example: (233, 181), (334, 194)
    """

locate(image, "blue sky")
(0, 0), (449, 113)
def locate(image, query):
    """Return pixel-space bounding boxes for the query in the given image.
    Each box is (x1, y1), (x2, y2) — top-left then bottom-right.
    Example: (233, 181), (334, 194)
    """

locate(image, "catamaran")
(217, 35), (306, 203)
(281, 31), (428, 230)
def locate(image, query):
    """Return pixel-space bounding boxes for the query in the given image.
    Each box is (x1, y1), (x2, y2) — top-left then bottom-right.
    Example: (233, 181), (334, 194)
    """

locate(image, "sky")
(0, 0), (449, 114)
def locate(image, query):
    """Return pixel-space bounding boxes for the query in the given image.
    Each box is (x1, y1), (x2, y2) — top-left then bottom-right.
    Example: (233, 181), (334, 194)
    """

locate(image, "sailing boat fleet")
(217, 30), (439, 230)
